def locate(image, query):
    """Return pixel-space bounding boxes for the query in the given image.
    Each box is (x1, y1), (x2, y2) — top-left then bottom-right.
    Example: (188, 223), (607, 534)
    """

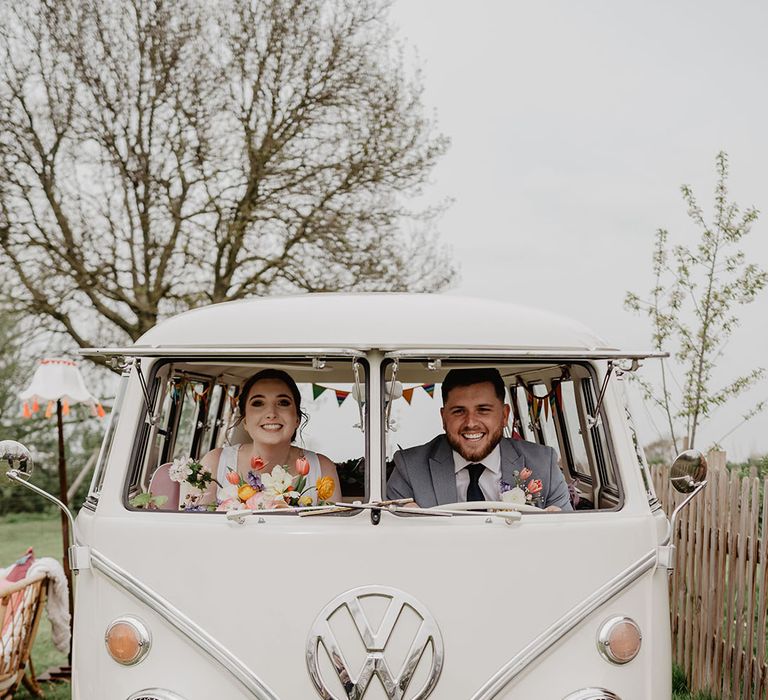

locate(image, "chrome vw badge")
(306, 585), (444, 700)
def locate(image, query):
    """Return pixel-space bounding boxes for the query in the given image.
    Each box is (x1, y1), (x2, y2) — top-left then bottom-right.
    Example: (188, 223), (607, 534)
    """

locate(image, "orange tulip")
(519, 467), (533, 481)
(226, 469), (240, 485)
(250, 455), (266, 471)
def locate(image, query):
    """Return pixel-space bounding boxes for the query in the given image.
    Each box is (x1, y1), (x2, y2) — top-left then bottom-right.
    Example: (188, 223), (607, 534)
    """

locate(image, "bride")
(199, 369), (340, 507)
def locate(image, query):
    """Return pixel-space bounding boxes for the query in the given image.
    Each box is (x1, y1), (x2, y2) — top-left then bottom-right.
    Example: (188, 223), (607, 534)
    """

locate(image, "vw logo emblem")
(306, 585), (444, 700)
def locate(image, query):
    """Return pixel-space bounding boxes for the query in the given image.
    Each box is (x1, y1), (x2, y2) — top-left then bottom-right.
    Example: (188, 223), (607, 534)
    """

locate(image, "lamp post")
(19, 358), (104, 660)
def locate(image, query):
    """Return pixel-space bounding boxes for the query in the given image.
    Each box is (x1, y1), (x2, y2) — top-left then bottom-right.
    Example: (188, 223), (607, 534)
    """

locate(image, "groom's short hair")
(441, 368), (506, 403)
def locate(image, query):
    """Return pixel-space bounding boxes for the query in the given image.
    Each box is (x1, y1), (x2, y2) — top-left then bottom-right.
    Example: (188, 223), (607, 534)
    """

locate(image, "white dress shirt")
(453, 444), (502, 502)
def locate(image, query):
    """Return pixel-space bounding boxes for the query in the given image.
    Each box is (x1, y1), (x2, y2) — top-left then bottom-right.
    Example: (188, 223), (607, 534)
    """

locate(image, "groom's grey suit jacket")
(386, 435), (573, 511)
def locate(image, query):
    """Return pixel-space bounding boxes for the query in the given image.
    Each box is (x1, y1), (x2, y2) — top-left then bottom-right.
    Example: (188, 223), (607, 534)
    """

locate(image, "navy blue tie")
(466, 464), (486, 502)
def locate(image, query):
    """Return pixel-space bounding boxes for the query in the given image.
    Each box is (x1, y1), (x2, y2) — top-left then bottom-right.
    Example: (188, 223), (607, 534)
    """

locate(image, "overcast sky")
(388, 1), (768, 460)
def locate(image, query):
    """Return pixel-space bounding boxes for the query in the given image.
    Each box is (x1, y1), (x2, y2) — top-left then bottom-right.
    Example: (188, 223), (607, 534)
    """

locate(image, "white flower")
(260, 465), (294, 497)
(219, 483), (239, 502)
(501, 487), (526, 505)
(169, 457), (193, 483)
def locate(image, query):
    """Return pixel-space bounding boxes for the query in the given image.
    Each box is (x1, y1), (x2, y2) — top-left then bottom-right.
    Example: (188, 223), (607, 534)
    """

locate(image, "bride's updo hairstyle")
(237, 369), (306, 441)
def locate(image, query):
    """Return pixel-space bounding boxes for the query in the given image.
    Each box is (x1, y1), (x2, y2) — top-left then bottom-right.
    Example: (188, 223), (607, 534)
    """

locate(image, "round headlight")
(597, 616), (641, 664)
(105, 616), (151, 666)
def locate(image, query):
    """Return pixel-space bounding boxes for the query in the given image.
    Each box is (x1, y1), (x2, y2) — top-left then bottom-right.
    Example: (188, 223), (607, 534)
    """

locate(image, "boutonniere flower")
(500, 469), (544, 507)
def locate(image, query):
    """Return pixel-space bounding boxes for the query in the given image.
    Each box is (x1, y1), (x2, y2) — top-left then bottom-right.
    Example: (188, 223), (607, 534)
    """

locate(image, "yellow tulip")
(238, 485), (257, 501)
(316, 476), (335, 502)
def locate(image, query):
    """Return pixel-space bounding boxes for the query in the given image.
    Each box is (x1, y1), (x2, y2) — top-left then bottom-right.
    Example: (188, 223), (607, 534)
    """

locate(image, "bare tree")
(0, 0), (453, 348)
(626, 152), (767, 452)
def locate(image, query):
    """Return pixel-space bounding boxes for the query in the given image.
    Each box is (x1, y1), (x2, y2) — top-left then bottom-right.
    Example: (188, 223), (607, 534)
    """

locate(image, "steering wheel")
(428, 500), (543, 514)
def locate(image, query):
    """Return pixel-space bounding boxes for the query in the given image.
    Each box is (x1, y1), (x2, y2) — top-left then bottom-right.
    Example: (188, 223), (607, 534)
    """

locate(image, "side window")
(531, 383), (559, 450)
(558, 380), (591, 478)
(85, 371), (129, 509)
(581, 376), (616, 493)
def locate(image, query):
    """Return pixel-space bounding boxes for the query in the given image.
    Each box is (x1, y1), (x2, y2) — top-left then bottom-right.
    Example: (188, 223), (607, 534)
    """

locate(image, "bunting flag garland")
(312, 384), (328, 400)
(309, 382), (438, 407)
(192, 386), (210, 406)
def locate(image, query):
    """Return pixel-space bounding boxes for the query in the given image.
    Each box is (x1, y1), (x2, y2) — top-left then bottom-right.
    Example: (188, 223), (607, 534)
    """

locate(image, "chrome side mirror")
(670, 449), (707, 494)
(0, 440), (34, 479)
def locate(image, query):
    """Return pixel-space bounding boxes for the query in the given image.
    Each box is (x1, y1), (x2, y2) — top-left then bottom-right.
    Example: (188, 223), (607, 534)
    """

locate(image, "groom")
(386, 368), (573, 511)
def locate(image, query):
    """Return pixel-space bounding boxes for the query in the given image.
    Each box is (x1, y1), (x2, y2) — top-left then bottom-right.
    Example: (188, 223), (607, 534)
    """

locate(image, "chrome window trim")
(384, 349), (667, 360)
(470, 550), (657, 700)
(90, 549), (279, 700)
(81, 346), (368, 358)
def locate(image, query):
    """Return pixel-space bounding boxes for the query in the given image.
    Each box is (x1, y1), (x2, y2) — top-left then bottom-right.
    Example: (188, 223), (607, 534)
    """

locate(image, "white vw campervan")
(3, 294), (707, 699)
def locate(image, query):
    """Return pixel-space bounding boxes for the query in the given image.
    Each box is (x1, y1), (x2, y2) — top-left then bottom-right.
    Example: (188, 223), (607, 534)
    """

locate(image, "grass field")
(1, 512), (71, 699)
(1, 512), (717, 700)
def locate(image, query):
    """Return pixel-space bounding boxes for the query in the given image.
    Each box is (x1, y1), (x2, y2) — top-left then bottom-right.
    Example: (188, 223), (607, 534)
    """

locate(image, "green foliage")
(626, 152), (767, 452)
(129, 492), (169, 509)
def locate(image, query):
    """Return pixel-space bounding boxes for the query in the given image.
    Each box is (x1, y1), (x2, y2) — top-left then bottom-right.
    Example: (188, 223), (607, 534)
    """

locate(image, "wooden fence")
(652, 451), (768, 699)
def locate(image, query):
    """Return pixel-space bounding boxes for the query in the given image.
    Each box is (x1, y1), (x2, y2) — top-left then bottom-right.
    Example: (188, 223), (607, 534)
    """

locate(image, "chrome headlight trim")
(105, 615), (151, 666)
(562, 689), (622, 700)
(596, 616), (642, 664)
(127, 690), (187, 700)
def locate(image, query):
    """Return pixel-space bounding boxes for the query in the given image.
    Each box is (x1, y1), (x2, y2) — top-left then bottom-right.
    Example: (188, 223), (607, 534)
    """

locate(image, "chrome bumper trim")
(91, 549), (279, 700)
(471, 549), (657, 699)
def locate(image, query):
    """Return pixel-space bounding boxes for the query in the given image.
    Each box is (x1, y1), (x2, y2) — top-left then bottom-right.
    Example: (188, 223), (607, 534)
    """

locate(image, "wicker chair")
(0, 573), (47, 699)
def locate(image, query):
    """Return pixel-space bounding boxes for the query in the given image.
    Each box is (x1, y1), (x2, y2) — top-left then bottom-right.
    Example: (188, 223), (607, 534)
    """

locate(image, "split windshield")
(121, 355), (622, 513)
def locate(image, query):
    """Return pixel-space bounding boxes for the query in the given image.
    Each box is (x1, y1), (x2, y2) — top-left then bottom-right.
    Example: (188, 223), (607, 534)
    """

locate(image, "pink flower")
(519, 467), (532, 481)
(216, 498), (237, 511)
(295, 456), (310, 476)
(245, 492), (269, 510)
(250, 455), (266, 471)
(225, 469), (240, 485)
(527, 479), (543, 494)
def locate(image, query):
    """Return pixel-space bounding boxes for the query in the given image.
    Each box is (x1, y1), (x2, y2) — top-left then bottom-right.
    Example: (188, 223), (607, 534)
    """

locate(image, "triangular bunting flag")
(62, 400), (70, 416)
(334, 389), (350, 406)
(422, 383), (435, 398)
(22, 402), (31, 418)
(402, 387), (415, 404)
(312, 384), (328, 400)
(45, 401), (54, 418)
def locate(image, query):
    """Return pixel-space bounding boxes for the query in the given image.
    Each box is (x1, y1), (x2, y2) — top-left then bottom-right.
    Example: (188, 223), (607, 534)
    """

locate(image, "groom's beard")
(446, 422), (504, 463)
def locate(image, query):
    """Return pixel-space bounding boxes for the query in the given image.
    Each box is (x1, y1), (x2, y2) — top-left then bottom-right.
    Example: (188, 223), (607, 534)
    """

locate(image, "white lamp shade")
(19, 358), (101, 415)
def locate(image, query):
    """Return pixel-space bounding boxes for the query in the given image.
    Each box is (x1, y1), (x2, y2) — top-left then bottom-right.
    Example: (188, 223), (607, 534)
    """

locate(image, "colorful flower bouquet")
(168, 457), (221, 511)
(500, 467), (543, 507)
(217, 455), (336, 512)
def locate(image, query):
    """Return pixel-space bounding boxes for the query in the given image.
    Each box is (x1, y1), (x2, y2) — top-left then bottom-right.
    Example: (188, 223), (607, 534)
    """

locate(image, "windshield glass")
(381, 359), (621, 512)
(125, 357), (367, 512)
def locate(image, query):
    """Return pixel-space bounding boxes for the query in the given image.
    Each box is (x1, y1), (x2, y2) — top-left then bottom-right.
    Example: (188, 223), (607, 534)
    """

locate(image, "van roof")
(129, 293), (614, 352)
